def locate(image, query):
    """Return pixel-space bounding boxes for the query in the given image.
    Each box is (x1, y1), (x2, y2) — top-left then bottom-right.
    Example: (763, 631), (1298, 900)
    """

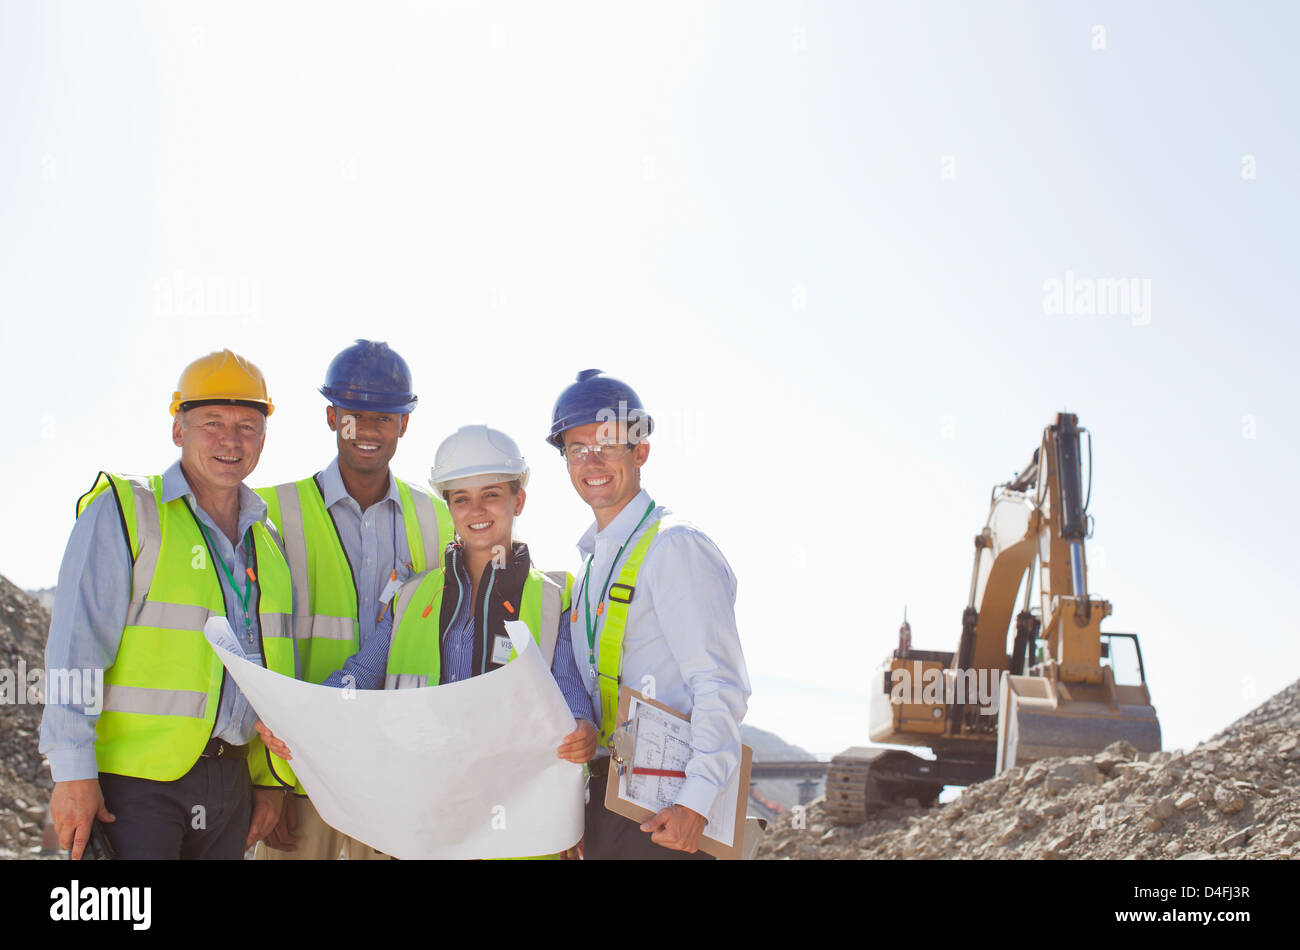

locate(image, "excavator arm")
(988, 413), (1161, 771)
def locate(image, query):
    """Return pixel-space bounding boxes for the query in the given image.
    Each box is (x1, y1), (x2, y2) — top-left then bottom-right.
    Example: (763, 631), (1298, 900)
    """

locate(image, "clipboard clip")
(610, 716), (638, 778)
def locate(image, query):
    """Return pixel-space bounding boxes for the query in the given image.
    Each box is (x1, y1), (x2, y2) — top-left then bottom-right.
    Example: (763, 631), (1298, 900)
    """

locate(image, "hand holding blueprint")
(205, 618), (583, 859)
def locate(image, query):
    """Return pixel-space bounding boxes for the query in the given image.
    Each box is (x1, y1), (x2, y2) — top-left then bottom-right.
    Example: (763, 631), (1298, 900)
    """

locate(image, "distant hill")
(742, 724), (817, 762)
(741, 724), (822, 816)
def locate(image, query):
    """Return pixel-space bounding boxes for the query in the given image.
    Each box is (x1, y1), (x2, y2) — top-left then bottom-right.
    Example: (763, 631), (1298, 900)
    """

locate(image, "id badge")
(491, 634), (514, 666)
(378, 573), (403, 605)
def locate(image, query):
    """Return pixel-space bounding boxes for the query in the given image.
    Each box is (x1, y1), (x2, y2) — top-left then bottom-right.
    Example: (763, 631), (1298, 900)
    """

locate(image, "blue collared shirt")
(39, 461), (283, 783)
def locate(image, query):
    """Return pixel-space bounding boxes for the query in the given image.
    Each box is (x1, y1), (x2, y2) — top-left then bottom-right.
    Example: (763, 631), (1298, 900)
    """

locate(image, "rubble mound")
(0, 575), (55, 858)
(757, 679), (1300, 860)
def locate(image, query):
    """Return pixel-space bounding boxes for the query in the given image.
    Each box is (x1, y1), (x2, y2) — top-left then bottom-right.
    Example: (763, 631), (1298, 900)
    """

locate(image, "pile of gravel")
(0, 575), (56, 858)
(757, 679), (1300, 860)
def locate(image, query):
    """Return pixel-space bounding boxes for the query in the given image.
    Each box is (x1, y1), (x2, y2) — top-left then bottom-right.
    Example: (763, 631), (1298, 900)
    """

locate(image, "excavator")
(825, 412), (1161, 825)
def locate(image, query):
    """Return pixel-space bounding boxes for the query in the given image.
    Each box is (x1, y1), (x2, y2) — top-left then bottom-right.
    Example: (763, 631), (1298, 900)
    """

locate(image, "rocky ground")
(757, 678), (1300, 860)
(0, 577), (58, 858)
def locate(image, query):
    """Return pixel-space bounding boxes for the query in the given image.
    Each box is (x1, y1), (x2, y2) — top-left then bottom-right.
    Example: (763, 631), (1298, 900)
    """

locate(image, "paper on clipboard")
(604, 687), (752, 860)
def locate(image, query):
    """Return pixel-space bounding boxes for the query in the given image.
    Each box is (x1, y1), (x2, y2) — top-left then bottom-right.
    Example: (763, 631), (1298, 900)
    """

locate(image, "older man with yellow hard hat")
(39, 349), (297, 859)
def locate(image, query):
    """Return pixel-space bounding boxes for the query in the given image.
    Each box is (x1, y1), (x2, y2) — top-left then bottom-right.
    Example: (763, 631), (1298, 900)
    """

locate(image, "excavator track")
(824, 748), (946, 825)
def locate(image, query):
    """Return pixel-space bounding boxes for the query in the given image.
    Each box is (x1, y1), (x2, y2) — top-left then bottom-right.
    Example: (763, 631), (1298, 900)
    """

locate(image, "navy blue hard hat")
(319, 340), (418, 414)
(546, 369), (653, 452)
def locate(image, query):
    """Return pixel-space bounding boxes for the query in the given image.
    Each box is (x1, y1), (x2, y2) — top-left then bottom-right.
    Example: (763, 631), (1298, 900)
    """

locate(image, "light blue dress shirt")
(39, 460), (283, 783)
(568, 488), (751, 819)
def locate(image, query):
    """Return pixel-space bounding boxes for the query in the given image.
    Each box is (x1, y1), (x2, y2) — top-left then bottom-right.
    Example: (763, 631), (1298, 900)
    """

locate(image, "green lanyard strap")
(593, 521), (663, 745)
(570, 500), (662, 745)
(196, 521), (255, 625)
(575, 500), (656, 660)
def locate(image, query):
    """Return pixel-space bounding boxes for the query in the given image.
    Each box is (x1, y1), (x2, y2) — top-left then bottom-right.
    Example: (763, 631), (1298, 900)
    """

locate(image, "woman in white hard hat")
(382, 425), (598, 767)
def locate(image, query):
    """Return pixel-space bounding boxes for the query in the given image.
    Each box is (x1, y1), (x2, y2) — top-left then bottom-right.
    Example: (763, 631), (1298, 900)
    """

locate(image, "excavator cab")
(1099, 632), (1150, 687)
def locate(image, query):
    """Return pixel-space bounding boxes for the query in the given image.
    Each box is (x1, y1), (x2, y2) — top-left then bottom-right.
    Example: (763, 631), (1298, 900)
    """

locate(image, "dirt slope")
(758, 679), (1300, 860)
(0, 576), (56, 857)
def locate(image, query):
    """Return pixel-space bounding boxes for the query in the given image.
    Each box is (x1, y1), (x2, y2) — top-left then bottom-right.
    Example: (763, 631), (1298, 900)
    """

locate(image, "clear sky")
(1, 1), (1296, 759)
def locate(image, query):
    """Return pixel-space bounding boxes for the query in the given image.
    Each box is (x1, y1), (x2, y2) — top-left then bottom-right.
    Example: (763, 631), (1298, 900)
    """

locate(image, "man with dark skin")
(253, 340), (454, 860)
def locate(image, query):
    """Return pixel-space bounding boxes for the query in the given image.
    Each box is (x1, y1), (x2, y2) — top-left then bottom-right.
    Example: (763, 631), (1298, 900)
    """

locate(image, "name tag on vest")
(491, 634), (514, 666)
(378, 573), (403, 606)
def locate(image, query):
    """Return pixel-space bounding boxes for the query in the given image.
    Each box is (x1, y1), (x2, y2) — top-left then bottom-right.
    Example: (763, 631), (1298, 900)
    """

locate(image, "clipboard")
(603, 686), (752, 861)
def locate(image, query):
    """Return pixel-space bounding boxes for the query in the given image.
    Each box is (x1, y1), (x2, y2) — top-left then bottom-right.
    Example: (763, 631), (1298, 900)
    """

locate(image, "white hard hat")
(430, 424), (530, 495)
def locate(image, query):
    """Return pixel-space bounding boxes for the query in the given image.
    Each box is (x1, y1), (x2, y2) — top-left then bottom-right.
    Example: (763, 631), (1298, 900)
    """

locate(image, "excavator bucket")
(995, 670), (1161, 773)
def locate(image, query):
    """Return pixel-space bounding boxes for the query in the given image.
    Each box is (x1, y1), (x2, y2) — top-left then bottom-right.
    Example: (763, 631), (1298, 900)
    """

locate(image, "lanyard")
(575, 500), (656, 667)
(197, 522), (255, 625)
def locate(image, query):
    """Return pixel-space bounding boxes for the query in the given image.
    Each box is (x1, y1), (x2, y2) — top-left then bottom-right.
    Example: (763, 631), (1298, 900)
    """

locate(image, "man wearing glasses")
(546, 369), (750, 859)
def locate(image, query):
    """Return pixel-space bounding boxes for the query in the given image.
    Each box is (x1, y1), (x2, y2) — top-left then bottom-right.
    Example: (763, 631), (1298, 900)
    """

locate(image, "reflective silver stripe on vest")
(384, 673), (428, 690)
(124, 601), (291, 640)
(124, 477), (162, 618)
(103, 684), (209, 719)
(539, 580), (561, 666)
(128, 601), (212, 631)
(392, 571), (427, 628)
(275, 483), (314, 642)
(261, 612), (293, 638)
(307, 615), (356, 641)
(407, 487), (443, 570)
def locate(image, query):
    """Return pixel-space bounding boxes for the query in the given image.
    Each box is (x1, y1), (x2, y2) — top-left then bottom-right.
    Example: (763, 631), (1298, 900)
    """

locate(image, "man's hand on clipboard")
(640, 803), (707, 853)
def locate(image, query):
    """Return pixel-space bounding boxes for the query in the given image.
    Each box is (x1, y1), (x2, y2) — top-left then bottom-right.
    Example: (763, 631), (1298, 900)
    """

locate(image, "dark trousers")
(583, 764), (714, 861)
(99, 754), (252, 860)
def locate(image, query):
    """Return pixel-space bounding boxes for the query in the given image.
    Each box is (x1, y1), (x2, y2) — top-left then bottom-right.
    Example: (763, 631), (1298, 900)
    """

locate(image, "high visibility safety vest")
(384, 568), (571, 689)
(587, 520), (664, 746)
(384, 564), (573, 860)
(257, 474), (453, 685)
(76, 472), (297, 787)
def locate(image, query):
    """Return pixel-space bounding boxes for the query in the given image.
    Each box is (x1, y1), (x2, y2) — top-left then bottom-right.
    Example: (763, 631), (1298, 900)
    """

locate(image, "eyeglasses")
(563, 442), (633, 464)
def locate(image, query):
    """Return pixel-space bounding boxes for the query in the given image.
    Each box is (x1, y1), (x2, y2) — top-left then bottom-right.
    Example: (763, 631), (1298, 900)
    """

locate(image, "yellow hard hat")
(170, 349), (275, 417)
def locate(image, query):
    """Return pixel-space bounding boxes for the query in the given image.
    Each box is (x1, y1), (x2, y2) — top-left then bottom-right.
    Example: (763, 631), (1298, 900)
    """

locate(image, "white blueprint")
(205, 618), (583, 859)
